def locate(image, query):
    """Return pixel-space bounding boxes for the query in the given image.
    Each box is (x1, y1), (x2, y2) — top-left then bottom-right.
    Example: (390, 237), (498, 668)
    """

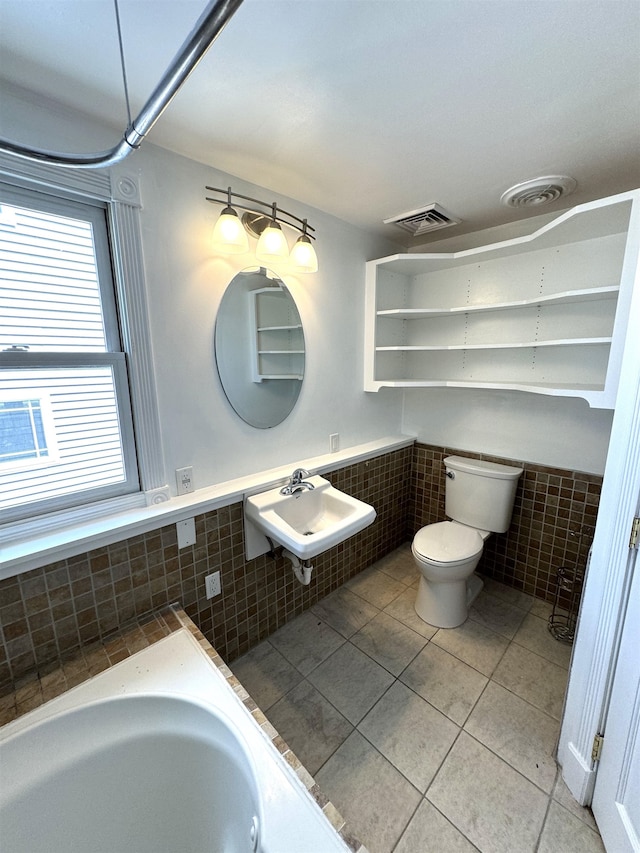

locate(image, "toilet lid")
(414, 521), (484, 563)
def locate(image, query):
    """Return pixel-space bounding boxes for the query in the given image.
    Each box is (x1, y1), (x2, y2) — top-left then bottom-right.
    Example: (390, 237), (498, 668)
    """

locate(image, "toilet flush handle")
(446, 470), (455, 479)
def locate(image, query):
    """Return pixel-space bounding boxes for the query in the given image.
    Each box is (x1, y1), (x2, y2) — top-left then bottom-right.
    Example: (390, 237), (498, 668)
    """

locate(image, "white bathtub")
(0, 629), (351, 853)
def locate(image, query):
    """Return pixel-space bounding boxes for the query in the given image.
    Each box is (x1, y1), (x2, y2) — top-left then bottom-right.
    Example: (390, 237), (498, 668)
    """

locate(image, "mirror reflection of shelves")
(364, 191), (640, 408)
(250, 286), (304, 382)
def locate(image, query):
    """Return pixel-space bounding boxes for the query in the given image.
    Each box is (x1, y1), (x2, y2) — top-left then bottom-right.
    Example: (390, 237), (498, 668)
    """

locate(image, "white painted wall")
(402, 387), (613, 474)
(1, 85), (403, 492)
(123, 143), (403, 490)
(1, 83), (614, 483)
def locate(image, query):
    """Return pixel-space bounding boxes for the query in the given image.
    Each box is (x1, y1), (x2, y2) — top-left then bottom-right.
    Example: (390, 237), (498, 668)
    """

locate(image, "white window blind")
(0, 203), (108, 352)
(0, 184), (139, 521)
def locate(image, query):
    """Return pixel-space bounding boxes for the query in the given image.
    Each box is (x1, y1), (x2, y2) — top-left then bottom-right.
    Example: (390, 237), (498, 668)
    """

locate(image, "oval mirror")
(215, 268), (305, 428)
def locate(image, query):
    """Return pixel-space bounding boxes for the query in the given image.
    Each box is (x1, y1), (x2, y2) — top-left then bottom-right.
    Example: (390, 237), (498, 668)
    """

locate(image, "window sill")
(0, 435), (415, 579)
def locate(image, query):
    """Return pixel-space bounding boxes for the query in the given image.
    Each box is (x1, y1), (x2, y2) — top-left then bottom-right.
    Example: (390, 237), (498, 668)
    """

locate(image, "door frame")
(590, 531), (640, 849)
(558, 202), (640, 805)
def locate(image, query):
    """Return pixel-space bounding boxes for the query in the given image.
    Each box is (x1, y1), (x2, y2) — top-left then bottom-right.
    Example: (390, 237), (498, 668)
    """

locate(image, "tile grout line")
(316, 625), (566, 838)
(233, 557), (591, 852)
(264, 621), (567, 800)
(488, 673), (566, 725)
(533, 774), (557, 853)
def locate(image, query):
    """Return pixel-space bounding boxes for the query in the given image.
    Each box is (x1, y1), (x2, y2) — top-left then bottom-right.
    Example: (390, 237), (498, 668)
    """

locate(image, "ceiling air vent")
(500, 175), (577, 208)
(384, 203), (461, 236)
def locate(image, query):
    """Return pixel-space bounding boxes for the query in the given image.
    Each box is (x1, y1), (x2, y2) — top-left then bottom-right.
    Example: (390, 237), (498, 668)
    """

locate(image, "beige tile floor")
(233, 545), (605, 853)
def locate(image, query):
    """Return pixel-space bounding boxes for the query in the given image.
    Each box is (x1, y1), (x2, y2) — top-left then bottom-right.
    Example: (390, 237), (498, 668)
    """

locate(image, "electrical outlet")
(205, 571), (221, 599)
(176, 466), (194, 495)
(330, 433), (339, 453)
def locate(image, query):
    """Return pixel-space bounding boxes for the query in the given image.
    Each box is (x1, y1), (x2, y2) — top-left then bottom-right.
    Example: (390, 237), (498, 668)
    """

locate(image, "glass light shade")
(255, 221), (289, 263)
(290, 234), (318, 273)
(212, 207), (249, 253)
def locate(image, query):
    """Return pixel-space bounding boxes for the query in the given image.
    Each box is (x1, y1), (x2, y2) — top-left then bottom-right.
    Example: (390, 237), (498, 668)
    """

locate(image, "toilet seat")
(413, 521), (483, 566)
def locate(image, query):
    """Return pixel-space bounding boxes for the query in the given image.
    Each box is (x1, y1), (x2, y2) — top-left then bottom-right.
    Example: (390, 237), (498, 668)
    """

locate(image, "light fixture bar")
(205, 186), (316, 239)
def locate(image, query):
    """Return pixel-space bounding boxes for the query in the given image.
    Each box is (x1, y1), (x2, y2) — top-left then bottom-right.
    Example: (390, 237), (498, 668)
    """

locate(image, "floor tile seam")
(375, 566), (414, 587)
(461, 710), (561, 795)
(396, 670), (477, 729)
(350, 631), (431, 680)
(405, 796), (483, 853)
(486, 633), (512, 675)
(306, 727), (354, 782)
(474, 585), (534, 616)
(311, 592), (383, 634)
(314, 686), (358, 736)
(389, 797), (425, 853)
(263, 675), (359, 772)
(268, 673), (355, 734)
(304, 646), (394, 728)
(485, 673), (566, 726)
(443, 666), (494, 733)
(389, 708), (466, 795)
(428, 633), (508, 680)
(350, 646), (422, 681)
(548, 783), (599, 831)
(462, 608), (524, 644)
(352, 724), (426, 800)
(380, 607), (438, 643)
(340, 583), (384, 615)
(380, 634), (432, 693)
(532, 787), (556, 853)
(465, 611), (522, 642)
(482, 592), (535, 616)
(362, 607), (433, 646)
(307, 607), (371, 642)
(304, 713), (357, 779)
(272, 613), (350, 679)
(509, 636), (570, 672)
(544, 796), (604, 841)
(458, 728), (560, 799)
(350, 574), (411, 609)
(340, 720), (425, 803)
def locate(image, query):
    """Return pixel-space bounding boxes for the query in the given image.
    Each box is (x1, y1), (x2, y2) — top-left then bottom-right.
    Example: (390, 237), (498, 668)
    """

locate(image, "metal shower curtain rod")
(0, 0), (244, 170)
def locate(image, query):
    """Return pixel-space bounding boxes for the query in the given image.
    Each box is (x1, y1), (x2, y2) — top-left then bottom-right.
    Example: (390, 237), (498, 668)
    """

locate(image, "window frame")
(0, 184), (142, 521)
(0, 390), (59, 471)
(0, 154), (167, 554)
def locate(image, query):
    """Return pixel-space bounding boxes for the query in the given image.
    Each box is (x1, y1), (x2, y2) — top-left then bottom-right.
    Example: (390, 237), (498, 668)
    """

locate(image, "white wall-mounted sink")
(244, 475), (376, 560)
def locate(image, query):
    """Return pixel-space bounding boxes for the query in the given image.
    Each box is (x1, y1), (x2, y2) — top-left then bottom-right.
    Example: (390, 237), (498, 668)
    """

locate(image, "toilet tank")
(444, 456), (523, 533)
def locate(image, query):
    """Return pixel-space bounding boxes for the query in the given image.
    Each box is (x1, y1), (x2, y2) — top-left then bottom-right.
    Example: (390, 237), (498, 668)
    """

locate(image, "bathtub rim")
(0, 627), (352, 853)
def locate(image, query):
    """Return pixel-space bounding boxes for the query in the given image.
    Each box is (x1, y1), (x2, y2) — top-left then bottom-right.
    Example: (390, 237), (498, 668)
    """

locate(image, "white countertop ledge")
(0, 435), (415, 579)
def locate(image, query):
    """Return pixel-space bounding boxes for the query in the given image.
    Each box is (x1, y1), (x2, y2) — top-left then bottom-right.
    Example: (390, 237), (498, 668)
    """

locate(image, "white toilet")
(412, 455), (523, 628)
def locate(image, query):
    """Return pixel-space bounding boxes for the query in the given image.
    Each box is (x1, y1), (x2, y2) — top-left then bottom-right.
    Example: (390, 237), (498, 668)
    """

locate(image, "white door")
(591, 521), (640, 853)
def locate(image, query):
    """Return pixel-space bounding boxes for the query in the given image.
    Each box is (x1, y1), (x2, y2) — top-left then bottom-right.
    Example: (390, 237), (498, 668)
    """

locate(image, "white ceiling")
(1, 0), (639, 245)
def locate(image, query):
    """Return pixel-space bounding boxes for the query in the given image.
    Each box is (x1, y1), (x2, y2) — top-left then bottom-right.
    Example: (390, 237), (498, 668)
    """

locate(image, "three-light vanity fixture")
(206, 186), (318, 273)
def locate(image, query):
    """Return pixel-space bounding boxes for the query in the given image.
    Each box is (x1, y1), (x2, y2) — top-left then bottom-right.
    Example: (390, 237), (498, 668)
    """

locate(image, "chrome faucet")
(280, 468), (315, 495)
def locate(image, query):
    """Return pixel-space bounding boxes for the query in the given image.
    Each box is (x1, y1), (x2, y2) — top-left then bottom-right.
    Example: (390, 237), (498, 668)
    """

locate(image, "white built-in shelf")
(250, 286), (305, 383)
(364, 190), (640, 408)
(376, 338), (612, 352)
(377, 379), (604, 392)
(257, 324), (303, 332)
(376, 286), (619, 319)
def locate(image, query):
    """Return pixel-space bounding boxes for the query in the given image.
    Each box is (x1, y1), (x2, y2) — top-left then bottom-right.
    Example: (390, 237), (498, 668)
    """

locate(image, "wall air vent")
(500, 175), (577, 208)
(383, 203), (461, 236)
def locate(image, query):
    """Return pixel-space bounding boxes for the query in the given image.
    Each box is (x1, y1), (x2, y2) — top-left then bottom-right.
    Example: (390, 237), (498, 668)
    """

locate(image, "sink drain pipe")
(282, 549), (313, 585)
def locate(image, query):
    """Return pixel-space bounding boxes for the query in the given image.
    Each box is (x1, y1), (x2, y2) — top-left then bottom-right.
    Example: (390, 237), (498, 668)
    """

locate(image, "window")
(0, 183), (139, 522)
(0, 394), (58, 469)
